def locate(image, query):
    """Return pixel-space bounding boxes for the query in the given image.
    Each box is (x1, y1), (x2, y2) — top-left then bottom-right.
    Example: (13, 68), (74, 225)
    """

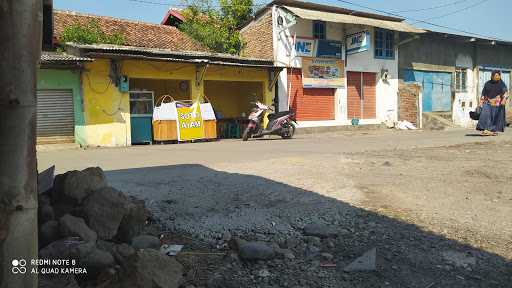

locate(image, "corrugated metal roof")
(283, 6), (425, 33)
(66, 43), (277, 67)
(40, 51), (93, 63)
(272, 0), (404, 22)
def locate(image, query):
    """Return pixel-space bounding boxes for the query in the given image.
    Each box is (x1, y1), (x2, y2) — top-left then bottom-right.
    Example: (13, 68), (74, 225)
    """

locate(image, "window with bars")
(313, 21), (326, 40)
(375, 29), (395, 59)
(455, 68), (467, 92)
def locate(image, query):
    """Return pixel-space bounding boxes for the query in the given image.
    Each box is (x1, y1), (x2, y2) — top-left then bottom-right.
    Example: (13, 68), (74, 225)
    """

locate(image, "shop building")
(241, 0), (424, 128)
(41, 10), (277, 147)
(37, 52), (92, 146)
(65, 44), (277, 147)
(398, 31), (512, 128)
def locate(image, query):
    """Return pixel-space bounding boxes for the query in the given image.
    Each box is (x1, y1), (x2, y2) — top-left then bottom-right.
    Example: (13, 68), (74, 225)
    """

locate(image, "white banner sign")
(295, 38), (315, 57)
(346, 31), (370, 55)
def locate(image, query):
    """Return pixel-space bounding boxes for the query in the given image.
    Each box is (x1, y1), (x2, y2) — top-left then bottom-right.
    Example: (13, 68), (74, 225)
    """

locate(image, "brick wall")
(398, 80), (420, 126)
(240, 9), (273, 60)
(288, 69), (335, 121)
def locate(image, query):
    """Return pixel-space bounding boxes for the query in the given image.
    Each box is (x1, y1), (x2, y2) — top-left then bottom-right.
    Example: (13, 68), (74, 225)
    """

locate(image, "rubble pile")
(38, 167), (183, 288)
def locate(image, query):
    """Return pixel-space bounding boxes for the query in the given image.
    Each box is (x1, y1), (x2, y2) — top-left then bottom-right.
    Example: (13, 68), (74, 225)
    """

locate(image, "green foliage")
(179, 0), (254, 54)
(60, 20), (125, 45)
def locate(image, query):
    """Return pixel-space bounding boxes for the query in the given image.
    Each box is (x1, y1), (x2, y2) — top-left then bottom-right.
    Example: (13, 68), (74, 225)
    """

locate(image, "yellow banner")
(176, 102), (205, 141)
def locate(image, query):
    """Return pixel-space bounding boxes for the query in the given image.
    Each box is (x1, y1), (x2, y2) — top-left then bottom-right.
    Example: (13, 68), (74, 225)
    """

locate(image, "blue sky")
(53, 0), (510, 41)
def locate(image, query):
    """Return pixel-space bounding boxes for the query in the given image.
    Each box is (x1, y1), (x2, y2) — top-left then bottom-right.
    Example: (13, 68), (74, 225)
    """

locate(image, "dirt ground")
(37, 129), (512, 287)
(343, 141), (512, 260)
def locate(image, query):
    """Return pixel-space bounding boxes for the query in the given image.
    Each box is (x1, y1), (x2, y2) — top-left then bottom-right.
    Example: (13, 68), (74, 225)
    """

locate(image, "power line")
(392, 0), (468, 13)
(128, 0), (268, 8)
(411, 0), (491, 23)
(332, 0), (505, 41)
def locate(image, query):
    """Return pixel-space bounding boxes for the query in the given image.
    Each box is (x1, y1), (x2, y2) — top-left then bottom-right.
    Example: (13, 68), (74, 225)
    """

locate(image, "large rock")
(82, 186), (130, 240)
(131, 235), (161, 250)
(116, 198), (151, 243)
(39, 238), (113, 277)
(238, 241), (275, 261)
(113, 243), (136, 266)
(39, 203), (55, 224)
(303, 224), (338, 238)
(39, 274), (79, 288)
(80, 247), (116, 274)
(53, 167), (107, 205)
(59, 214), (97, 242)
(121, 249), (183, 288)
(39, 238), (94, 261)
(40, 220), (60, 248)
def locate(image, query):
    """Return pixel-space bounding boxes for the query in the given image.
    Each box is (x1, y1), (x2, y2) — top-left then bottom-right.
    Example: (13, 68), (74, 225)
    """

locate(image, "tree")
(179, 0), (254, 55)
(60, 20), (125, 45)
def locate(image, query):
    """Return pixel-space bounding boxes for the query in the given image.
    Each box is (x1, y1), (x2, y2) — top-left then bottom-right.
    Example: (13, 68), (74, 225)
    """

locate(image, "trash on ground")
(343, 248), (377, 272)
(160, 244), (184, 256)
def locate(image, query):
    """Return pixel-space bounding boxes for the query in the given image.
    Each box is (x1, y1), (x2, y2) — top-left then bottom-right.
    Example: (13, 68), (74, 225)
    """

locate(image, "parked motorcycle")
(242, 101), (296, 141)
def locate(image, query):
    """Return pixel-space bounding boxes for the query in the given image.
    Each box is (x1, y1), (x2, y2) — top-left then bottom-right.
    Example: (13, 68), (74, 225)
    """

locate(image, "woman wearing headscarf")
(476, 70), (508, 135)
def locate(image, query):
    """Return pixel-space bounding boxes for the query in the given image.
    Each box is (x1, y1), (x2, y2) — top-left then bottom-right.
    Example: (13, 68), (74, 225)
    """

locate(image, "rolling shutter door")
(37, 89), (75, 138)
(287, 69), (335, 121)
(362, 72), (377, 119)
(347, 72), (362, 119)
(347, 72), (376, 119)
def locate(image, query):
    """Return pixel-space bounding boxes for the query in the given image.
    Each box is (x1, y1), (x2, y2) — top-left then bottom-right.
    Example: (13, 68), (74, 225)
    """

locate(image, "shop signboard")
(346, 30), (370, 55)
(302, 57), (345, 88)
(295, 37), (315, 57)
(316, 40), (343, 59)
(176, 102), (205, 141)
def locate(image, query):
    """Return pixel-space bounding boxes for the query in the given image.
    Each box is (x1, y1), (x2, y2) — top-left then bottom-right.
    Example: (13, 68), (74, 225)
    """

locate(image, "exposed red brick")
(240, 9), (273, 60)
(398, 81), (420, 125)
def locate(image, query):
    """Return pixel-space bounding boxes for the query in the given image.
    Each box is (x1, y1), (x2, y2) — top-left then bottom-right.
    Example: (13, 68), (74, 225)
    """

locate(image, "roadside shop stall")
(152, 96), (217, 142)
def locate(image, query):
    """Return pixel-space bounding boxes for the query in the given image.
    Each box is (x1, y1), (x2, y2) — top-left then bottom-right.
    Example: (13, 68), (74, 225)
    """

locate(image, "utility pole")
(0, 1), (42, 288)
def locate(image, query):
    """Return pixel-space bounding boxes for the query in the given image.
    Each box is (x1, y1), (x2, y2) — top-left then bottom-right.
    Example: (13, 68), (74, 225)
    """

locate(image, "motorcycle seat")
(267, 111), (292, 120)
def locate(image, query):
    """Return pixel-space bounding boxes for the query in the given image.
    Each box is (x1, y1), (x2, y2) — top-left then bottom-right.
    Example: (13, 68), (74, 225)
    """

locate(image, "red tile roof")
(161, 9), (185, 25)
(53, 10), (207, 52)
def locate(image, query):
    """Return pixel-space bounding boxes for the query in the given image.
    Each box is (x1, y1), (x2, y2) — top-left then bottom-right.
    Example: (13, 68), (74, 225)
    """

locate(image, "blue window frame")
(375, 29), (395, 59)
(313, 21), (326, 40)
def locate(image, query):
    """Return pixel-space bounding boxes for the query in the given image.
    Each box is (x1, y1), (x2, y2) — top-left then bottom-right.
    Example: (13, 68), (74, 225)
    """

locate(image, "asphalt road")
(38, 128), (512, 174)
(37, 128), (512, 287)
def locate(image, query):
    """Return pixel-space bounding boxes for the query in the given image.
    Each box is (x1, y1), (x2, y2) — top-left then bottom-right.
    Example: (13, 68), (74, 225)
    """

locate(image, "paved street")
(37, 128), (512, 287)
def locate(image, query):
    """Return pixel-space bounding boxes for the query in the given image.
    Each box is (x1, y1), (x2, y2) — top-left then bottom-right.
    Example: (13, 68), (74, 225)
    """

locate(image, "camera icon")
(11, 259), (27, 274)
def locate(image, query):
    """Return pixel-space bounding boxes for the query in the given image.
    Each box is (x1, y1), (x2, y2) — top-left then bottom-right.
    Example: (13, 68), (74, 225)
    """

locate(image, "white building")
(241, 0), (424, 128)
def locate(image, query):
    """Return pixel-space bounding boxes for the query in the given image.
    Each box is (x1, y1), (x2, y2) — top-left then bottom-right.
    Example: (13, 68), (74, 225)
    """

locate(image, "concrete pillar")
(0, 1), (41, 287)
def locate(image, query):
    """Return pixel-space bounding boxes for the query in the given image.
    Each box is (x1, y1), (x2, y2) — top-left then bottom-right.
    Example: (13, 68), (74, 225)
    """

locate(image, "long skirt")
(476, 103), (506, 132)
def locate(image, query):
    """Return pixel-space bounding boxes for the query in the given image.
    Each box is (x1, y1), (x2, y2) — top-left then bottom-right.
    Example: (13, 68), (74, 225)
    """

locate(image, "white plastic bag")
(200, 103), (216, 120)
(157, 101), (178, 120)
(153, 95), (177, 120)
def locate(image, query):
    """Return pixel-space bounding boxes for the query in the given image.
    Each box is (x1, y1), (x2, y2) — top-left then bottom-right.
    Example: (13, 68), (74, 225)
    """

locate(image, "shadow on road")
(105, 164), (511, 287)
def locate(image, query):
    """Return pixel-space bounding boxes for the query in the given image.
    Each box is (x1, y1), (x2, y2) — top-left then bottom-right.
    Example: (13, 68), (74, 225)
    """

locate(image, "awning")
(282, 6), (425, 33)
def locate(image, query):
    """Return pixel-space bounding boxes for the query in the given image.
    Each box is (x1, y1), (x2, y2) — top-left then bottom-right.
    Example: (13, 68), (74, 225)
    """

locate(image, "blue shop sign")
(346, 30), (370, 55)
(316, 40), (343, 59)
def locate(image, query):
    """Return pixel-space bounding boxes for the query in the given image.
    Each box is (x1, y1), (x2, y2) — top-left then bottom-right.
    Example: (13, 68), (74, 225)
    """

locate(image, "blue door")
(405, 70), (453, 112)
(129, 91), (154, 144)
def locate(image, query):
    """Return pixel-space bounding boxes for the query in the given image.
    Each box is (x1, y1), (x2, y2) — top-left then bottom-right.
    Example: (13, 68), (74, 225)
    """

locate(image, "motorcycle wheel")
(242, 127), (252, 141)
(281, 123), (295, 139)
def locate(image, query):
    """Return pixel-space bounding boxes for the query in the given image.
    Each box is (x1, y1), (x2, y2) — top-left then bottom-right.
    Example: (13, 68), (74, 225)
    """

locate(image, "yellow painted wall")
(82, 59), (131, 147)
(130, 78), (191, 104)
(205, 81), (263, 118)
(81, 58), (273, 146)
